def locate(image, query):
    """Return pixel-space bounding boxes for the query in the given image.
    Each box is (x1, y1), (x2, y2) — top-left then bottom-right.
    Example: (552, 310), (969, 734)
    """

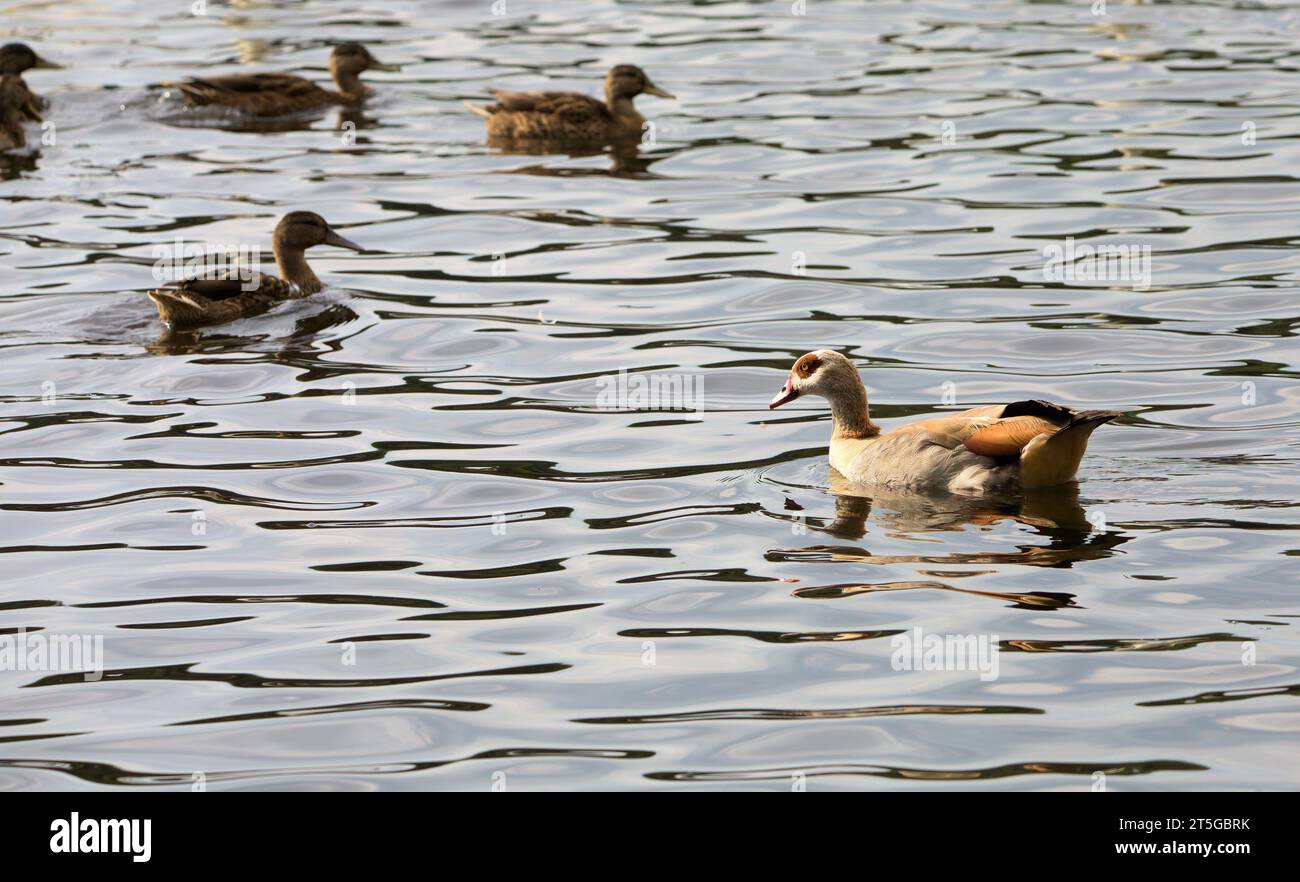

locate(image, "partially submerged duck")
(147, 212), (363, 329)
(768, 350), (1123, 493)
(466, 65), (674, 143)
(164, 43), (399, 117)
(0, 75), (41, 150)
(0, 43), (62, 116)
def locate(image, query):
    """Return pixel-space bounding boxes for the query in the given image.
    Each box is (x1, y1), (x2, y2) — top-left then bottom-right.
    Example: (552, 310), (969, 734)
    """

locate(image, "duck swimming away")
(147, 212), (363, 329)
(163, 43), (400, 117)
(0, 43), (62, 117)
(768, 350), (1122, 493)
(466, 64), (674, 144)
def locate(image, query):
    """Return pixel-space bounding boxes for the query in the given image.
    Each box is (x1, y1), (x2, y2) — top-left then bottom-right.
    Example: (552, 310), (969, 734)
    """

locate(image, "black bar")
(7, 792), (1284, 866)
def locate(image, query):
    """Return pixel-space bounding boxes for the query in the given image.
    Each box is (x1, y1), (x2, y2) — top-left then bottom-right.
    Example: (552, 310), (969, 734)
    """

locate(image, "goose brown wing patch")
(964, 415), (1061, 457)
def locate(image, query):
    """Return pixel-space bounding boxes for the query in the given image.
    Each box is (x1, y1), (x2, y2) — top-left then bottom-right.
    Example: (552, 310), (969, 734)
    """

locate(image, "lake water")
(1, 0), (1297, 791)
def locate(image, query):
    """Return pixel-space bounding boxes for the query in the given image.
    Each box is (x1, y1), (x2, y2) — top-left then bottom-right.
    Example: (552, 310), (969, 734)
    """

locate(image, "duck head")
(273, 211), (364, 254)
(0, 43), (63, 74)
(330, 42), (401, 79)
(605, 65), (674, 103)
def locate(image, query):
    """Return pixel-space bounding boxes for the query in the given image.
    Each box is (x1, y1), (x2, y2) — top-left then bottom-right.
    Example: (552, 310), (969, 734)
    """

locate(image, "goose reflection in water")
(772, 474), (1131, 610)
(823, 471), (1115, 544)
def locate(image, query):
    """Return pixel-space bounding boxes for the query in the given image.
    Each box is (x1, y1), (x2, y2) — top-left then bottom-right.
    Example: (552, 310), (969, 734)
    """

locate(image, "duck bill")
(642, 80), (675, 100)
(21, 97), (42, 121)
(368, 60), (401, 73)
(768, 377), (799, 409)
(32, 54), (63, 70)
(323, 229), (364, 252)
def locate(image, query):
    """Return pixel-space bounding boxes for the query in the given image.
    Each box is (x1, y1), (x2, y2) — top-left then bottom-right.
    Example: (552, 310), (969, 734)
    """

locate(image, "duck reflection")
(0, 148), (39, 178)
(159, 103), (377, 140)
(488, 139), (658, 178)
(792, 578), (1080, 611)
(335, 107), (376, 141)
(146, 303), (358, 356)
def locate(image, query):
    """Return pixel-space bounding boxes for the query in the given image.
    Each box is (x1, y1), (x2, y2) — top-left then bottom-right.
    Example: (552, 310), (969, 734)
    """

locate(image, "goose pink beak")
(769, 377), (799, 409)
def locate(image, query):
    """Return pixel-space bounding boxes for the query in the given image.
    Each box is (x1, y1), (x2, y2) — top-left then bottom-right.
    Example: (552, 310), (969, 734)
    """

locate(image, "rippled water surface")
(2, 0), (1298, 791)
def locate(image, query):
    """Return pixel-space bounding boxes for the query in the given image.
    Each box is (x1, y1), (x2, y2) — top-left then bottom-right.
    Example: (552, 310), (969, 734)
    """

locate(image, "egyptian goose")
(164, 43), (400, 117)
(147, 212), (363, 329)
(768, 350), (1122, 493)
(465, 65), (675, 144)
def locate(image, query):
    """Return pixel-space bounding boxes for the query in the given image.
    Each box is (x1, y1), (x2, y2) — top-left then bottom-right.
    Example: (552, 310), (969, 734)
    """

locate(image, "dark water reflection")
(0, 0), (1297, 791)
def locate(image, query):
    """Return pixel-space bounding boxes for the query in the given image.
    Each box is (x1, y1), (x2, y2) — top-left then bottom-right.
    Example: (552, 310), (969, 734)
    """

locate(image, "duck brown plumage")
(164, 43), (400, 117)
(466, 64), (675, 144)
(0, 75), (41, 149)
(147, 212), (364, 329)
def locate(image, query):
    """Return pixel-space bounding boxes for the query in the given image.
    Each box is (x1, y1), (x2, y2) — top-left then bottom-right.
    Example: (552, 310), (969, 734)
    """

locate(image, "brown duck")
(148, 212), (363, 329)
(466, 65), (675, 143)
(164, 43), (400, 117)
(0, 75), (41, 149)
(0, 43), (62, 117)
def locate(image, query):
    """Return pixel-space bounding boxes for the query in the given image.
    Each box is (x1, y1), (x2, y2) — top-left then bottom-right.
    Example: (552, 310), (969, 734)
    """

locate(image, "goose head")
(770, 350), (878, 440)
(769, 350), (862, 409)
